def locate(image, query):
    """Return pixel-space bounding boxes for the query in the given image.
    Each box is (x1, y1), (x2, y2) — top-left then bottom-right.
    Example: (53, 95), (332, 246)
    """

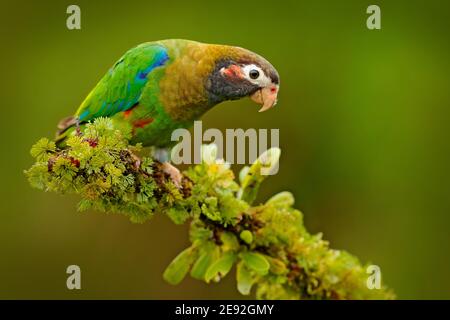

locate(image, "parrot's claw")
(75, 118), (82, 136)
(161, 162), (182, 188)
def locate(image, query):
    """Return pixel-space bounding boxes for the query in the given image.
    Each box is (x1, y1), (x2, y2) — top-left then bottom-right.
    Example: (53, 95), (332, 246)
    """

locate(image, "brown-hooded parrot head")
(205, 46), (280, 112)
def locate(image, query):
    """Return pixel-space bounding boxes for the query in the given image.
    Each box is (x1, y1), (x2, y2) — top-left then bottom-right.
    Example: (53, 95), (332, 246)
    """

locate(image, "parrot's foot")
(161, 162), (182, 188)
(75, 118), (81, 136)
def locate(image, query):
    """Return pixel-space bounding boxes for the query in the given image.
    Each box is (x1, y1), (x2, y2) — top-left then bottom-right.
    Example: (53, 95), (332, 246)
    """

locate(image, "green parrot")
(57, 39), (280, 185)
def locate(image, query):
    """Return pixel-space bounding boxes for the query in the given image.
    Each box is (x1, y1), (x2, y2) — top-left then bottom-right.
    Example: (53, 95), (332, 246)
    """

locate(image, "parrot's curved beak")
(250, 84), (279, 112)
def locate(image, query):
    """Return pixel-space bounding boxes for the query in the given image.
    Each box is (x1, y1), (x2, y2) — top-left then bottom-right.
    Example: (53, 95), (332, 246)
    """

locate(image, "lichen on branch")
(25, 118), (394, 299)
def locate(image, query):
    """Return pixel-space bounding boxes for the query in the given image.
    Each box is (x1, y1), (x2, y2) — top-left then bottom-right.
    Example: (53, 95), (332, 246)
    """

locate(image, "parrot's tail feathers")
(55, 116), (78, 146)
(55, 132), (67, 147)
(57, 116), (77, 134)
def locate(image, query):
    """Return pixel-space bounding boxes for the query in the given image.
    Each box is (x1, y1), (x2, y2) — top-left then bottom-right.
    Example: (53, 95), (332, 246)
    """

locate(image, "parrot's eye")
(242, 64), (270, 86)
(249, 69), (260, 79)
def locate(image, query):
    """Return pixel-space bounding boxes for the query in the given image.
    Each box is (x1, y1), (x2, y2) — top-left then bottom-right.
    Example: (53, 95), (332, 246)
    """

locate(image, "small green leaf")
(236, 261), (254, 295)
(167, 207), (189, 225)
(189, 222), (213, 242)
(266, 191), (295, 208)
(190, 246), (219, 280)
(201, 197), (222, 222)
(220, 232), (239, 251)
(30, 138), (56, 161)
(240, 230), (253, 245)
(239, 166), (250, 183)
(163, 247), (197, 285)
(267, 257), (288, 275)
(238, 148), (281, 204)
(258, 148), (281, 176)
(201, 144), (218, 164)
(205, 252), (237, 283)
(241, 252), (270, 275)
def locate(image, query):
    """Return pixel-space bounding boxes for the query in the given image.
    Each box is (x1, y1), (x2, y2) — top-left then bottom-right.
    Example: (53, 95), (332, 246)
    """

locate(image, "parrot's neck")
(159, 41), (232, 123)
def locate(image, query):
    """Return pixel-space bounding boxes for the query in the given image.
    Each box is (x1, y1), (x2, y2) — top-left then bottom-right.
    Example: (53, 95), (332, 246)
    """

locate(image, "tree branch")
(25, 118), (394, 299)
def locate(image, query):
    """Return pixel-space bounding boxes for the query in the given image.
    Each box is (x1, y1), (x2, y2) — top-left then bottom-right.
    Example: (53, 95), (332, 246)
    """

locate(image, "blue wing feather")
(75, 43), (169, 122)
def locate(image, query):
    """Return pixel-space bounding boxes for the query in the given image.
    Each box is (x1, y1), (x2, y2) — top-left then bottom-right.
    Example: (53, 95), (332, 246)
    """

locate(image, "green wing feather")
(75, 43), (169, 122)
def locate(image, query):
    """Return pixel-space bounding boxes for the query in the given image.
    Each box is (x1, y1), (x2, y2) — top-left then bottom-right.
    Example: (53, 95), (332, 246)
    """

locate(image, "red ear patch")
(221, 65), (243, 78)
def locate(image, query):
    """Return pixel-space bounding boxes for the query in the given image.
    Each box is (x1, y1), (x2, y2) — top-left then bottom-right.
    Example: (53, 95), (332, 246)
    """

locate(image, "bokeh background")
(0, 0), (449, 299)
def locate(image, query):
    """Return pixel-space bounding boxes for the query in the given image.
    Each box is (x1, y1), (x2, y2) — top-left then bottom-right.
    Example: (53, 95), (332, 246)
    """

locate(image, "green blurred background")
(0, 0), (449, 299)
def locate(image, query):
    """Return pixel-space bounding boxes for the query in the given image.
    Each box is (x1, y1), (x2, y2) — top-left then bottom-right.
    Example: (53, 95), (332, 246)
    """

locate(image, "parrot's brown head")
(204, 44), (280, 112)
(158, 40), (280, 121)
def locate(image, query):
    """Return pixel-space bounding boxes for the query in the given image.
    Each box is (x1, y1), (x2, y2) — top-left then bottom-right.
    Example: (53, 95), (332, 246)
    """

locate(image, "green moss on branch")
(25, 118), (394, 299)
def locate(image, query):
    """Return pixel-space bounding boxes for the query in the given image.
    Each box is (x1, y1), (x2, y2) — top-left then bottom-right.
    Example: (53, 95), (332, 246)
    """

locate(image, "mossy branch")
(25, 118), (394, 299)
